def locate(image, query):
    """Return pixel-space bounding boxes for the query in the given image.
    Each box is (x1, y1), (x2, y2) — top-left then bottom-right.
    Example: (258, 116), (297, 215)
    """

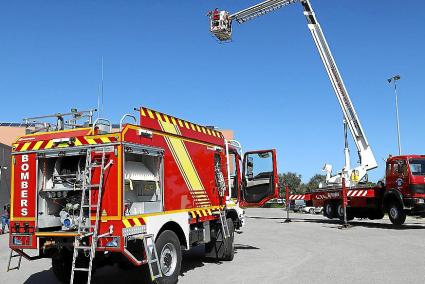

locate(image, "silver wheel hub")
(160, 243), (177, 277)
(390, 207), (398, 219)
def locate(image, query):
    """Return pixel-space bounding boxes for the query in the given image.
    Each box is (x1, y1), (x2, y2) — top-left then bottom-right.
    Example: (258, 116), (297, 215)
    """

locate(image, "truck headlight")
(416, 199), (424, 204)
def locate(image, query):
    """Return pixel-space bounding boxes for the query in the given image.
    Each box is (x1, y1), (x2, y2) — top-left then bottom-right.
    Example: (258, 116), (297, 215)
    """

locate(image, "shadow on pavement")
(180, 243), (259, 276)
(247, 215), (425, 230)
(289, 217), (425, 230)
(24, 268), (60, 284)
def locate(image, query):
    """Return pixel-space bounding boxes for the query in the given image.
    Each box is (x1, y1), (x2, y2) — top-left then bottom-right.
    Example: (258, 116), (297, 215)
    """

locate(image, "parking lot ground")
(1, 208), (425, 284)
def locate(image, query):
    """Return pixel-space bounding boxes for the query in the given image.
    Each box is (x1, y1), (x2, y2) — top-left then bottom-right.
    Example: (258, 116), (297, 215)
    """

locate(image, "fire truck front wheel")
(388, 202), (406, 225)
(156, 230), (182, 284)
(205, 218), (235, 261)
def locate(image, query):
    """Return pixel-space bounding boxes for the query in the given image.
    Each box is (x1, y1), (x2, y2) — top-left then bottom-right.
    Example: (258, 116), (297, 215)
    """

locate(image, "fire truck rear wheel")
(388, 202), (406, 225)
(156, 230), (182, 284)
(52, 249), (72, 283)
(52, 249), (87, 283)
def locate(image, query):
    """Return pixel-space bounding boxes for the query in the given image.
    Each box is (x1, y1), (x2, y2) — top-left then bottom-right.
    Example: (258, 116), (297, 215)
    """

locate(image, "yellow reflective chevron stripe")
(32, 141), (44, 150)
(158, 120), (212, 207)
(122, 219), (132, 228)
(20, 142), (31, 151)
(133, 218), (142, 226)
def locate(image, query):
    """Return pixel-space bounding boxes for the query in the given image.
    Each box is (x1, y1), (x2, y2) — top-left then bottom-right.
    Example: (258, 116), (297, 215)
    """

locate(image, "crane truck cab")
(383, 155), (425, 225)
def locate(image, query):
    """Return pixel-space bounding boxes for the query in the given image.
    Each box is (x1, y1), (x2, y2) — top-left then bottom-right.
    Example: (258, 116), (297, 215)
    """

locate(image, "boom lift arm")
(209, 0), (378, 186)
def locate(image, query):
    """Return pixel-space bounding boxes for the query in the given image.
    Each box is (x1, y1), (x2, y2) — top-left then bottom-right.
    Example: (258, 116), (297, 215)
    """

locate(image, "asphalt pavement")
(1, 208), (424, 283)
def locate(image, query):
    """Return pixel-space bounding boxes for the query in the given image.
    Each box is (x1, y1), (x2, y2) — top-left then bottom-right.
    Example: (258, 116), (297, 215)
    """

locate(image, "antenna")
(97, 56), (104, 118)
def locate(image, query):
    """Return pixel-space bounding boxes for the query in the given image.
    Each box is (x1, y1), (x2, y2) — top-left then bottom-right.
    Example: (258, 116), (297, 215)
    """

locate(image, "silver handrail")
(119, 114), (137, 130)
(92, 118), (112, 133)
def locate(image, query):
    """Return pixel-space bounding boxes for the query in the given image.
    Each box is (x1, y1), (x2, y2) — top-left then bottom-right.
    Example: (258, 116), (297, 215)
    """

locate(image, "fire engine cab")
(7, 107), (278, 284)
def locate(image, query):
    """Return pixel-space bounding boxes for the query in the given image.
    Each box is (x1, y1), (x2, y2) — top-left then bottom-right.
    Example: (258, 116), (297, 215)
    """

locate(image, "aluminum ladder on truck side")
(70, 148), (112, 284)
(142, 234), (162, 281)
(219, 210), (230, 239)
(7, 249), (23, 271)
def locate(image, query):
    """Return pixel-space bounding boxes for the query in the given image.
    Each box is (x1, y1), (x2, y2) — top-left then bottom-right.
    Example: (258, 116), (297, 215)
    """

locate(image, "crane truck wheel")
(155, 230), (182, 284)
(388, 202), (406, 226)
(336, 203), (344, 221)
(324, 202), (336, 219)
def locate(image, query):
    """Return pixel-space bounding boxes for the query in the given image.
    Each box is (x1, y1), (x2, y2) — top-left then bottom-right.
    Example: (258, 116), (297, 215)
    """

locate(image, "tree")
(278, 172), (302, 196)
(306, 174), (327, 191)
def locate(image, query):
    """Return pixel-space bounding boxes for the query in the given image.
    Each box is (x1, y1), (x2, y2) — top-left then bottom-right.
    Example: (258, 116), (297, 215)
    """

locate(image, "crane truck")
(6, 107), (278, 283)
(209, 0), (425, 225)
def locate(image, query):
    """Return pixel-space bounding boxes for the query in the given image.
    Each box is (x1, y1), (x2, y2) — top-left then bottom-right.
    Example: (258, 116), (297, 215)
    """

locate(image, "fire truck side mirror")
(247, 157), (254, 180)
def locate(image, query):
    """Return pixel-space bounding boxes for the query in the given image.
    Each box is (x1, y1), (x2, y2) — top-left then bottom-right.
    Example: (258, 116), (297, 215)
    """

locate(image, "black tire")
(155, 230), (182, 284)
(324, 202), (336, 219)
(222, 218), (235, 261)
(309, 208), (315, 214)
(205, 218), (235, 261)
(52, 249), (90, 284)
(336, 203), (345, 221)
(388, 202), (406, 225)
(52, 249), (72, 283)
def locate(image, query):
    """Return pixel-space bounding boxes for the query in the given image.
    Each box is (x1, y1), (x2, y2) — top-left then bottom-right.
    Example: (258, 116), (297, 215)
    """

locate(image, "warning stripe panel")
(14, 135), (118, 152)
(140, 107), (224, 139)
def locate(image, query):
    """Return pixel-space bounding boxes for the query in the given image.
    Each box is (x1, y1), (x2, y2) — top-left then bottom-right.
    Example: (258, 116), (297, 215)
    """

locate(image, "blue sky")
(0, 0), (424, 182)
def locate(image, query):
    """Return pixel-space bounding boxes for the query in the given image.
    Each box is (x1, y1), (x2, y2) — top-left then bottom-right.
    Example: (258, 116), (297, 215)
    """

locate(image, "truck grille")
(410, 184), (425, 194)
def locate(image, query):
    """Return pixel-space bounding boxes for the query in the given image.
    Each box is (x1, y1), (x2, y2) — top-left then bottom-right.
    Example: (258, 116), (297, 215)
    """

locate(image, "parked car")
(290, 200), (306, 212)
(301, 206), (323, 214)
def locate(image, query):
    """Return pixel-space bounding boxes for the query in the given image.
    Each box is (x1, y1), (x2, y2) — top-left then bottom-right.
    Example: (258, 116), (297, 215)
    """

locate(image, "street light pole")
(388, 75), (402, 155)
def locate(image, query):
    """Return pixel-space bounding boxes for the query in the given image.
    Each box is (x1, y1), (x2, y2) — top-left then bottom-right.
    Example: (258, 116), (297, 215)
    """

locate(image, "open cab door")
(240, 149), (278, 207)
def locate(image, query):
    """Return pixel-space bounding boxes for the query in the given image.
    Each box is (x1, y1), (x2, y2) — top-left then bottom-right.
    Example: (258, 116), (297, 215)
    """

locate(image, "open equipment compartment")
(36, 150), (87, 230)
(123, 144), (164, 216)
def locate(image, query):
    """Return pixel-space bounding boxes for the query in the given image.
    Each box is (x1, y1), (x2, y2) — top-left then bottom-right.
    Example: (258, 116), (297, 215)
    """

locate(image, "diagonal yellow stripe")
(45, 140), (54, 149)
(100, 137), (111, 143)
(122, 219), (132, 228)
(159, 120), (211, 206)
(141, 108), (146, 116)
(74, 138), (82, 146)
(133, 218), (142, 226)
(20, 142), (31, 151)
(32, 141), (44, 150)
(86, 138), (96, 145)
(147, 109), (154, 119)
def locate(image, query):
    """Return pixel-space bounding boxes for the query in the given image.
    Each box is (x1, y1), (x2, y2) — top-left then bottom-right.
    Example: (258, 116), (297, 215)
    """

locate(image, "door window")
(242, 151), (275, 204)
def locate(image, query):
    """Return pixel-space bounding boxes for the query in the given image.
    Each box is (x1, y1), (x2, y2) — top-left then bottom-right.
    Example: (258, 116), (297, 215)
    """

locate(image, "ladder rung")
(76, 246), (92, 250)
(86, 184), (101, 188)
(73, 267), (90, 272)
(82, 204), (98, 208)
(90, 164), (102, 168)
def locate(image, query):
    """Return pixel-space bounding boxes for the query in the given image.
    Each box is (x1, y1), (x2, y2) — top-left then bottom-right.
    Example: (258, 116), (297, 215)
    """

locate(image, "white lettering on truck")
(20, 155), (29, 216)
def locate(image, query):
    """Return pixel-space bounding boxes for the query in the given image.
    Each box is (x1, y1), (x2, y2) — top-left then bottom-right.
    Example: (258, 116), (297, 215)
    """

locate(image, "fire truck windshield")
(409, 159), (425, 176)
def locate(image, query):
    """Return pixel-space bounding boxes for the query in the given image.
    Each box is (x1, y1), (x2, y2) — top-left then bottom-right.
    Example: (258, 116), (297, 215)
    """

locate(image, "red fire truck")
(7, 107), (278, 283)
(311, 155), (425, 225)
